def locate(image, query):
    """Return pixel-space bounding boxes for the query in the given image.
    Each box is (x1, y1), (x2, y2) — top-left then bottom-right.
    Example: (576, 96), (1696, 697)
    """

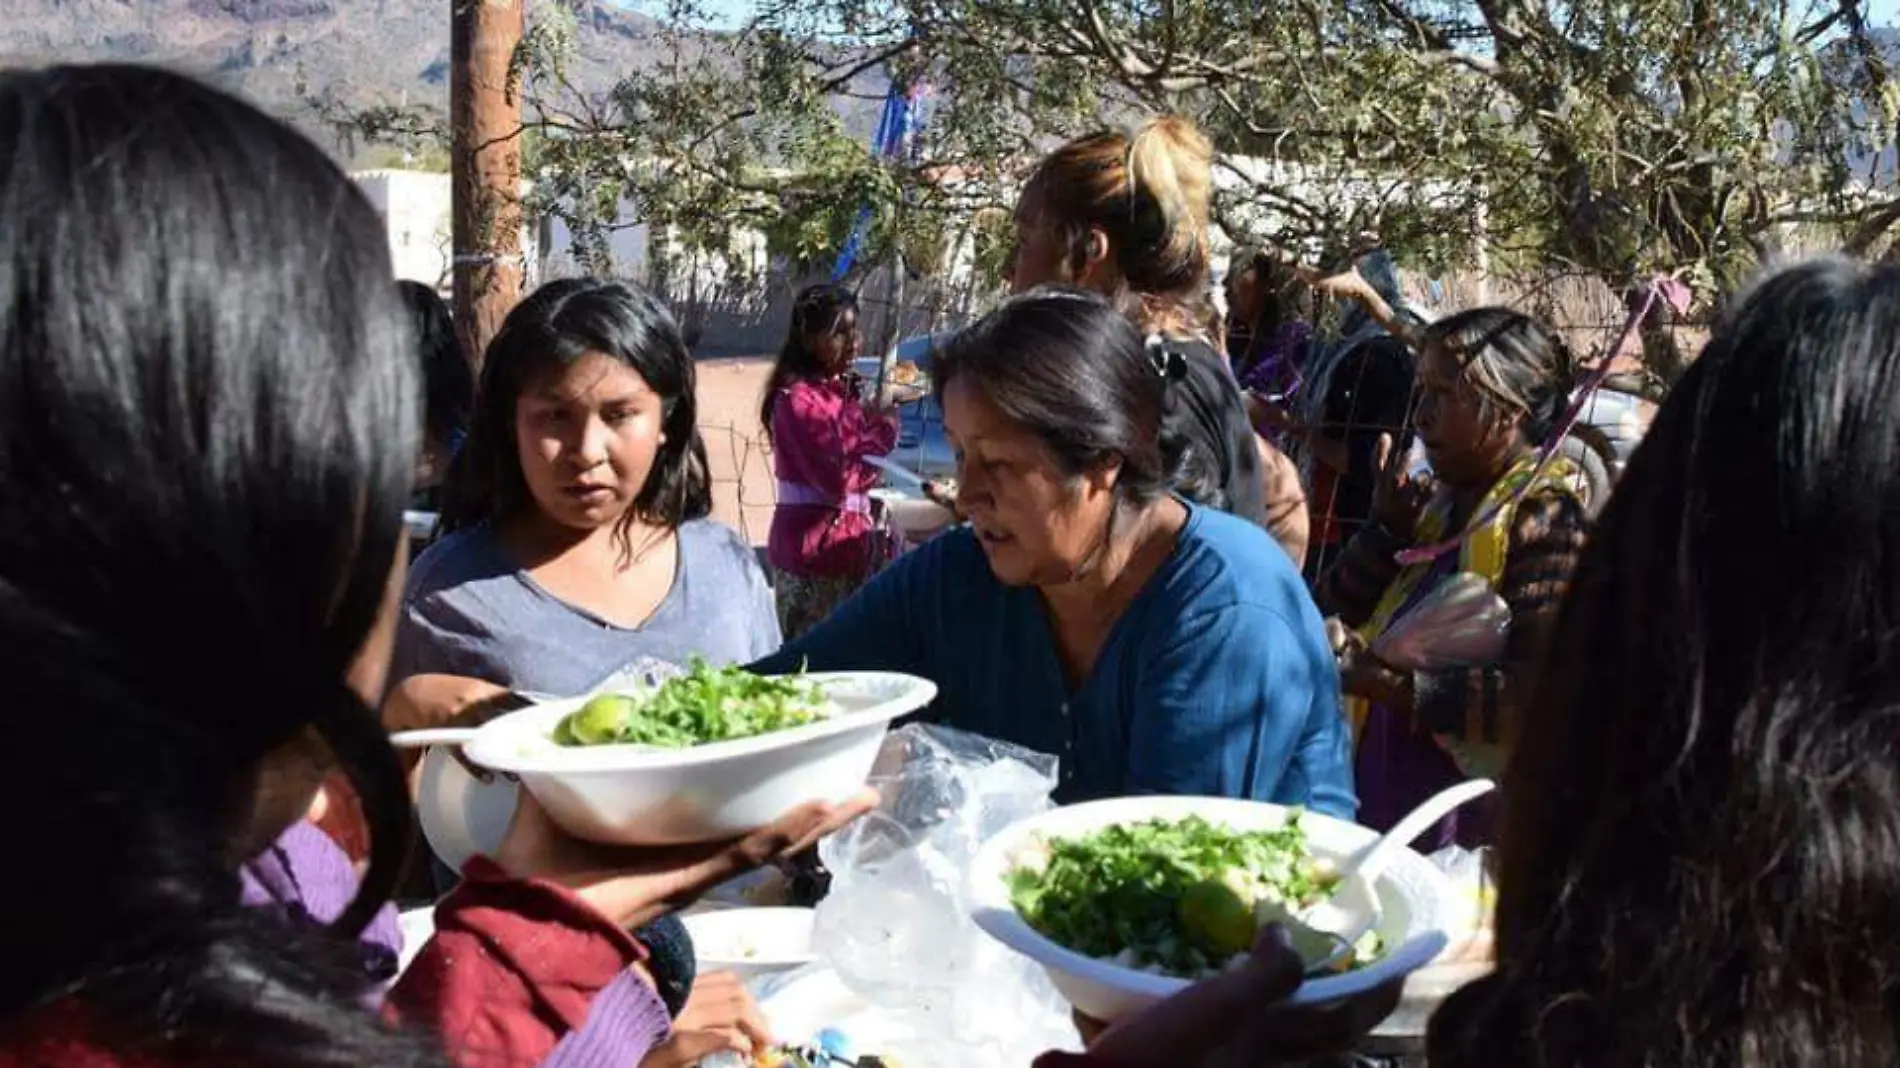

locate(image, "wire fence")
(695, 265), (1698, 549)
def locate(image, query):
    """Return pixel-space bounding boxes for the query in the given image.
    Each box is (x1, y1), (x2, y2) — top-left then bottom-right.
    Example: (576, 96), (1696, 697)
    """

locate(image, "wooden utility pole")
(451, 0), (525, 365)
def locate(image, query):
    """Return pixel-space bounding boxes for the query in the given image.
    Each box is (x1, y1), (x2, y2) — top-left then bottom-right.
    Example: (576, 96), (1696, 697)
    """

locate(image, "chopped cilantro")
(1006, 814), (1353, 978)
(552, 659), (827, 748)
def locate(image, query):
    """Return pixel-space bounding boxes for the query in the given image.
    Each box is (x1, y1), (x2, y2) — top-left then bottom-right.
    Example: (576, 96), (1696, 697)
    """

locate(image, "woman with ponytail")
(755, 289), (1353, 814)
(0, 64), (865, 1068)
(1005, 118), (1313, 563)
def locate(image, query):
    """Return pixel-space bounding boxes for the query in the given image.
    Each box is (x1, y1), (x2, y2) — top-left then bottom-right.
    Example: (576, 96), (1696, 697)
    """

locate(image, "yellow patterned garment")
(1348, 451), (1585, 777)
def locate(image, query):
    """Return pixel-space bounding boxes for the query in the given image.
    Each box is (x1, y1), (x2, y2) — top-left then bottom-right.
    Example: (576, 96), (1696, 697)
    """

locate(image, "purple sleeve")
(240, 820), (403, 972)
(538, 969), (673, 1068)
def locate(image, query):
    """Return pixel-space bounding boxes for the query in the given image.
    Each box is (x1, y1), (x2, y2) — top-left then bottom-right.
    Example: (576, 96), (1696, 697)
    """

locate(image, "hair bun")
(1127, 117), (1213, 251)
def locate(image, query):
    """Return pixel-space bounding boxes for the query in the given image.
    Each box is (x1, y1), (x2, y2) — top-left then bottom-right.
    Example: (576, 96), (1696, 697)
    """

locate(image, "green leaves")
(552, 659), (826, 748)
(1007, 813), (1335, 977)
(317, 0), (1900, 317)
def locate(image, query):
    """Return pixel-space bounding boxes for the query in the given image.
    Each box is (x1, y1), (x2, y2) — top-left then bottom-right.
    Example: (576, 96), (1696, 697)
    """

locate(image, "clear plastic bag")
(582, 655), (686, 697)
(1370, 572), (1510, 672)
(803, 724), (1081, 1066)
(1425, 845), (1494, 938)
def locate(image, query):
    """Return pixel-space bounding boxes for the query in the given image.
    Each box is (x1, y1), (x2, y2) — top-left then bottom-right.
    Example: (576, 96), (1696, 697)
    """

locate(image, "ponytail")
(1020, 117), (1218, 339)
(1145, 335), (1226, 510)
(1123, 116), (1213, 293)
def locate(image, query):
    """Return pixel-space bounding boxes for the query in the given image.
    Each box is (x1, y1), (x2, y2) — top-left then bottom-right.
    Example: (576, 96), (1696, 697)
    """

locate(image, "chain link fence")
(695, 264), (1702, 549)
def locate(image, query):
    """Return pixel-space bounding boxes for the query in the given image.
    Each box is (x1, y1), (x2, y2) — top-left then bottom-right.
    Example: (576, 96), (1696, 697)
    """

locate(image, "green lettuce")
(1006, 814), (1344, 977)
(552, 659), (826, 748)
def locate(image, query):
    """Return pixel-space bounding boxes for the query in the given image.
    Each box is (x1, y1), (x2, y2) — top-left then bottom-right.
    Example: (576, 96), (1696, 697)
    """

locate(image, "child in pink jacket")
(761, 284), (900, 637)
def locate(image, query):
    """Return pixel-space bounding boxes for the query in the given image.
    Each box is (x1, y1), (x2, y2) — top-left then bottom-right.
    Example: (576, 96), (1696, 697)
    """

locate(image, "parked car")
(854, 333), (957, 481)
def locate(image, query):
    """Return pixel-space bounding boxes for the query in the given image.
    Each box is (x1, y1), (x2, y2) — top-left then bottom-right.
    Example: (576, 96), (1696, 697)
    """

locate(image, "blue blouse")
(753, 504), (1356, 815)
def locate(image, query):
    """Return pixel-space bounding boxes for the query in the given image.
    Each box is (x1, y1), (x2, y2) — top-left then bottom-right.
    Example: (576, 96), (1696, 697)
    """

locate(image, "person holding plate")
(380, 278), (786, 1031)
(0, 63), (865, 1068)
(758, 283), (902, 639)
(754, 288), (1354, 814)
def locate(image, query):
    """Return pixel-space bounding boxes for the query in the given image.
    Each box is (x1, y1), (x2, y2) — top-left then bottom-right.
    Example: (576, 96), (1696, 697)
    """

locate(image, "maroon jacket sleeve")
(384, 858), (671, 1068)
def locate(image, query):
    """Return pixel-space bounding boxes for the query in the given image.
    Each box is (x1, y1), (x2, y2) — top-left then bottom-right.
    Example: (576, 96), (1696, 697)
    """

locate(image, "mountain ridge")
(0, 0), (683, 163)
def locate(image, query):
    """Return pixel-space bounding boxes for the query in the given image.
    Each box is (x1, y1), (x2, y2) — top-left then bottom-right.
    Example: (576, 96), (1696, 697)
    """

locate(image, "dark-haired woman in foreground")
(1428, 257), (1900, 1067)
(0, 63), (862, 1068)
(757, 289), (1353, 813)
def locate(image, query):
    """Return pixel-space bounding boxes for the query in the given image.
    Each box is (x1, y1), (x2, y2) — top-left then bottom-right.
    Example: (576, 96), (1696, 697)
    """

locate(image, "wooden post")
(451, 0), (524, 366)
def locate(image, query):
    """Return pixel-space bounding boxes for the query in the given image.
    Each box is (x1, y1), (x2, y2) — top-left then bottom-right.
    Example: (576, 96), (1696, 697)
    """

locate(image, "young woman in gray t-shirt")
(380, 279), (783, 1020)
(385, 278), (779, 727)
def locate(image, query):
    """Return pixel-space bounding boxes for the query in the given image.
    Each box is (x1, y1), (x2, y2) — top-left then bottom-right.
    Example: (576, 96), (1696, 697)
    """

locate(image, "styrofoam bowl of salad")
(968, 796), (1457, 1022)
(460, 664), (936, 846)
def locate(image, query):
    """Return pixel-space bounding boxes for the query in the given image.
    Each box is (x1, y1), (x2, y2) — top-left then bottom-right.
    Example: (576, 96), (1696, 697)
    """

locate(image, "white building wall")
(351, 169), (454, 288)
(350, 170), (538, 292)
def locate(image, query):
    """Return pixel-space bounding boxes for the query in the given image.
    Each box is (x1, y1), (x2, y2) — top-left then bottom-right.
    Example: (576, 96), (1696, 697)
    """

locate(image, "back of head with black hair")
(932, 287), (1213, 507)
(399, 279), (474, 454)
(1432, 257), (1900, 1068)
(0, 65), (443, 1065)
(442, 278), (712, 548)
(760, 283), (859, 437)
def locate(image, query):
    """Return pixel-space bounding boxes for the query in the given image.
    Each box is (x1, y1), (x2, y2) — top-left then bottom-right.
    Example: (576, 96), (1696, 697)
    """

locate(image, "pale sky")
(626, 0), (1900, 33)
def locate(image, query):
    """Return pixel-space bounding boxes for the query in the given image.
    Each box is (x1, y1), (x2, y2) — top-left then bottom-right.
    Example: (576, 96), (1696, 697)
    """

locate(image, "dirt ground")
(693, 356), (777, 546)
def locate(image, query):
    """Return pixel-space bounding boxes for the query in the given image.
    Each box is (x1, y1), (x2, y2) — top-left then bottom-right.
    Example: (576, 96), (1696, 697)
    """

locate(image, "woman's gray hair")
(1421, 306), (1578, 444)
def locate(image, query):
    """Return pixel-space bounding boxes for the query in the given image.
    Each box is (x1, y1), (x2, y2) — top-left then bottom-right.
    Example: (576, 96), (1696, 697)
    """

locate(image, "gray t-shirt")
(392, 518), (783, 697)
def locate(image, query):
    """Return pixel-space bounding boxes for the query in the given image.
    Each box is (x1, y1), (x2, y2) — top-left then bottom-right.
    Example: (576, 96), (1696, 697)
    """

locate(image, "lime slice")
(566, 694), (636, 745)
(1177, 878), (1257, 958)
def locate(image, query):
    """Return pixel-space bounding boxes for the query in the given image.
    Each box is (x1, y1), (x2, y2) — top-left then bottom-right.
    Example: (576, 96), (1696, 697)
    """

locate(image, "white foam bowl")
(968, 796), (1456, 1023)
(462, 671), (936, 845)
(868, 488), (956, 540)
(414, 744), (519, 870)
(684, 906), (817, 980)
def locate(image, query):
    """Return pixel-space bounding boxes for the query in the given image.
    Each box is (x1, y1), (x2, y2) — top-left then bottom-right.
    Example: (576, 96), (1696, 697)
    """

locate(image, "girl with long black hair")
(0, 63), (863, 1068)
(385, 277), (783, 744)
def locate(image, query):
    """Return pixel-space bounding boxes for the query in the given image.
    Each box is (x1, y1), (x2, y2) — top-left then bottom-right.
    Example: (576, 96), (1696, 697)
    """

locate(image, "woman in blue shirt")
(756, 290), (1355, 815)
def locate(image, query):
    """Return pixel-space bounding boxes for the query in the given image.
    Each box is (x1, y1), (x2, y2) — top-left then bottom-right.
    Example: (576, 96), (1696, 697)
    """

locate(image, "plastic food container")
(460, 672), (936, 845)
(967, 795), (1456, 1021)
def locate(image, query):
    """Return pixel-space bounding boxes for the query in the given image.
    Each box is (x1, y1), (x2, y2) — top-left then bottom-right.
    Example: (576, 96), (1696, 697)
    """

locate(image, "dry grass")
(694, 356), (777, 544)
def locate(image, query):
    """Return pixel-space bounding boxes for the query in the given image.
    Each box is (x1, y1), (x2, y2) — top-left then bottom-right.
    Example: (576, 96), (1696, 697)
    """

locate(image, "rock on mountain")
(0, 0), (677, 159)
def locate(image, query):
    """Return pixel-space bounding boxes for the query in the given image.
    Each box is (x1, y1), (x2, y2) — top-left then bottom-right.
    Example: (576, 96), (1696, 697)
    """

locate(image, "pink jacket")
(766, 377), (899, 579)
